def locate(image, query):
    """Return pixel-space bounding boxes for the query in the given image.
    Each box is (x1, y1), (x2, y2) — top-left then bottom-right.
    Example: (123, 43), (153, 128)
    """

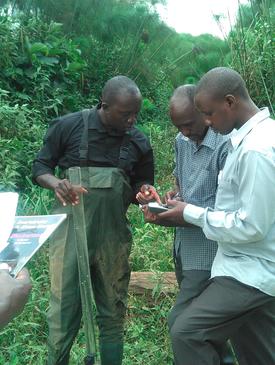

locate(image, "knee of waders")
(97, 302), (126, 343)
(47, 326), (78, 365)
(98, 319), (124, 343)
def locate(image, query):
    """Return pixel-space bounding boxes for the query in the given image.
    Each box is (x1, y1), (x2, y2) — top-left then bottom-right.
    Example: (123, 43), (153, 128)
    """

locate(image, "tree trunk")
(129, 271), (177, 295)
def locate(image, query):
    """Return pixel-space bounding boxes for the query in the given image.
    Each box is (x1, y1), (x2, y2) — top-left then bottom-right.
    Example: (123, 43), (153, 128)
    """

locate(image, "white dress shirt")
(184, 108), (275, 296)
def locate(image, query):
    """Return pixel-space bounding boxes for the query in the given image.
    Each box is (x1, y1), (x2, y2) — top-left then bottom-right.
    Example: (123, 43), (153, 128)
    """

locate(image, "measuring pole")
(68, 166), (99, 365)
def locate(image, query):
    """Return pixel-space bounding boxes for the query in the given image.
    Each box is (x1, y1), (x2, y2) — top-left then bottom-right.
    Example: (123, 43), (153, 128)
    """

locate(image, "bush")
(228, 1), (274, 112)
(0, 98), (45, 190)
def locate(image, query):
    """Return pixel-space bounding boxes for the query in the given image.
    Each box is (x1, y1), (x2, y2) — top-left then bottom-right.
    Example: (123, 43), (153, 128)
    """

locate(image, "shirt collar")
(200, 127), (220, 150)
(88, 107), (106, 132)
(89, 106), (127, 136)
(230, 107), (270, 150)
(180, 127), (219, 151)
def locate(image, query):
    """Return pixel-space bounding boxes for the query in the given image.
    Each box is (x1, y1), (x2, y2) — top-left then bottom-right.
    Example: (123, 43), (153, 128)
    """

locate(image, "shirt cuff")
(183, 204), (206, 228)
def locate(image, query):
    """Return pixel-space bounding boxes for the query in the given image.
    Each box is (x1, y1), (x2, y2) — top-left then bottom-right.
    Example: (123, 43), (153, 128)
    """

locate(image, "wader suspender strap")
(79, 109), (90, 167)
(118, 131), (131, 171)
(80, 108), (131, 171)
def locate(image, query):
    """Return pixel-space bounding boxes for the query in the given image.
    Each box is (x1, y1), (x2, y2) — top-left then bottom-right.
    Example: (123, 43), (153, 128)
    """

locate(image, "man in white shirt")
(145, 67), (275, 365)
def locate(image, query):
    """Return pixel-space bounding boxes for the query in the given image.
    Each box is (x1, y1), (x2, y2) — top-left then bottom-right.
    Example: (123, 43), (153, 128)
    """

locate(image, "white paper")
(0, 214), (67, 276)
(0, 192), (19, 252)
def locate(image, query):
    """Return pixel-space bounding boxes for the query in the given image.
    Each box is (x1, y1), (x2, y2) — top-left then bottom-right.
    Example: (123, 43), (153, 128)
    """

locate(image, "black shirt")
(32, 108), (154, 193)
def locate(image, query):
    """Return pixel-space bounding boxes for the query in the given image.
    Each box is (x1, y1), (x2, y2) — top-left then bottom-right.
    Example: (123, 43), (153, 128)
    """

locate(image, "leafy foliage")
(0, 98), (45, 190)
(0, 16), (87, 118)
(228, 0), (275, 112)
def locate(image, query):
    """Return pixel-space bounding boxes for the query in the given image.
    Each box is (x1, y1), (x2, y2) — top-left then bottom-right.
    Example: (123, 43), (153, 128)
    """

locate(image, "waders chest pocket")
(89, 173), (113, 188)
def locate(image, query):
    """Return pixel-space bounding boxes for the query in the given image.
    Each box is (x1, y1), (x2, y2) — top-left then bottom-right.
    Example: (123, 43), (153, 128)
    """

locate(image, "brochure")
(0, 213), (66, 277)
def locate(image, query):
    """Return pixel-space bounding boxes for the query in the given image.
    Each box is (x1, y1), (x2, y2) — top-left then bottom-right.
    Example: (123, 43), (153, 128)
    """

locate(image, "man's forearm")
(36, 173), (88, 206)
(36, 173), (62, 191)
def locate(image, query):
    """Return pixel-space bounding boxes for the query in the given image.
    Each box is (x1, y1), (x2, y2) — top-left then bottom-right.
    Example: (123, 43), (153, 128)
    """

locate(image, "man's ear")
(225, 94), (237, 109)
(101, 102), (109, 111)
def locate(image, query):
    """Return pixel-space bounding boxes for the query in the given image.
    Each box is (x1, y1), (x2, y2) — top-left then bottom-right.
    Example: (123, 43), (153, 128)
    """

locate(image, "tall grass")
(228, 0), (274, 113)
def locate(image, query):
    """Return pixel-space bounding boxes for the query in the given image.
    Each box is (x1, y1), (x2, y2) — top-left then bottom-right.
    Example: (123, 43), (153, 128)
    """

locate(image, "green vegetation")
(0, 0), (274, 364)
(228, 0), (274, 112)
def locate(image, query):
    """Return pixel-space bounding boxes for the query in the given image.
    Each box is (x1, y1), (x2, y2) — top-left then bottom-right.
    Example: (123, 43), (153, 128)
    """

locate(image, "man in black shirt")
(32, 76), (154, 365)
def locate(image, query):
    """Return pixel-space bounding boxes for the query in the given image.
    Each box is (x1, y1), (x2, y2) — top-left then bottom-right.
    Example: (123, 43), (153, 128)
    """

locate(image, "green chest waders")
(47, 109), (133, 365)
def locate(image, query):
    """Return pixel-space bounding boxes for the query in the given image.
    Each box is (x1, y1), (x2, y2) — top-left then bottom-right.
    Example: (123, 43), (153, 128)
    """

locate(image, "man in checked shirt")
(137, 84), (234, 364)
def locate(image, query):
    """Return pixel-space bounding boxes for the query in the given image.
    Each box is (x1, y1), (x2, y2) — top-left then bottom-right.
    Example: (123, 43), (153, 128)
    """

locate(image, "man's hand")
(36, 174), (88, 206)
(141, 204), (160, 223)
(142, 199), (188, 227)
(0, 268), (32, 329)
(164, 190), (181, 204)
(136, 184), (162, 204)
(54, 179), (88, 206)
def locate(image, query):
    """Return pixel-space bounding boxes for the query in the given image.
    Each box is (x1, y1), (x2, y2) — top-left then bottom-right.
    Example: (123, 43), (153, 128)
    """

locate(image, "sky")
(155, 0), (249, 38)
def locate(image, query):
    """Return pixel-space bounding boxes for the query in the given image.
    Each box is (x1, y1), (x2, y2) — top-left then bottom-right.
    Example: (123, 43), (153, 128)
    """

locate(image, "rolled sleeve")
(184, 204), (205, 227)
(32, 121), (63, 182)
(131, 149), (154, 194)
(201, 151), (275, 244)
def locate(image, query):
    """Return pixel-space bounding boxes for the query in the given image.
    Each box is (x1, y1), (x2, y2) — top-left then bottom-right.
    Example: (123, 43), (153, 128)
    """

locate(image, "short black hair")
(102, 75), (141, 104)
(196, 67), (249, 100)
(171, 84), (197, 105)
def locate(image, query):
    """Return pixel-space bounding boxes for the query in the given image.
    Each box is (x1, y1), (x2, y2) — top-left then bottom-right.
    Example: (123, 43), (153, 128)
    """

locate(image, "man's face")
(194, 92), (235, 135)
(170, 101), (208, 143)
(103, 92), (142, 131)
